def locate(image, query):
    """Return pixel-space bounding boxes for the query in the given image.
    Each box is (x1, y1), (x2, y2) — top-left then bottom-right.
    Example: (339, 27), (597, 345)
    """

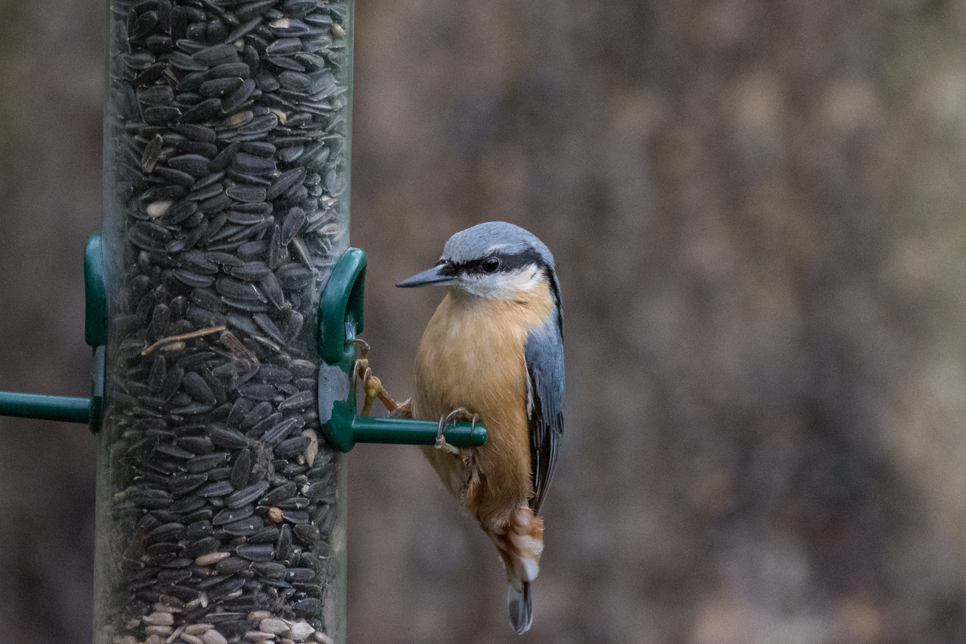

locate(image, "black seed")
(280, 207), (306, 245)
(239, 401), (273, 430)
(168, 154), (211, 176)
(274, 435), (310, 459)
(256, 364), (292, 383)
(160, 199), (200, 225)
(131, 10), (160, 39)
(170, 495), (208, 517)
(177, 139), (220, 157)
(276, 263), (315, 288)
(231, 448), (253, 488)
(146, 542), (182, 557)
(211, 62), (251, 78)
(250, 412), (284, 438)
(207, 466), (232, 481)
(192, 44), (239, 66)
(303, 479), (331, 502)
(131, 488), (174, 509)
(227, 261), (270, 283)
(157, 568), (193, 585)
(282, 510), (309, 524)
(275, 495), (309, 510)
(224, 516), (264, 536)
(148, 355), (167, 393)
(278, 70), (312, 92)
(185, 519), (214, 540)
(236, 0), (276, 21)
(239, 382), (277, 401)
(170, 51), (207, 71)
(186, 452), (230, 473)
(255, 70), (280, 92)
(221, 78), (257, 113)
(160, 365), (185, 400)
(156, 443), (196, 459)
(241, 141), (276, 157)
(200, 76), (245, 98)
(233, 152), (276, 175)
(182, 371), (217, 404)
(225, 481), (269, 509)
(235, 542), (275, 562)
(260, 418), (299, 447)
(226, 184), (267, 203)
(196, 480), (235, 498)
(177, 70), (208, 93)
(178, 436), (214, 455)
(169, 472), (208, 495)
(209, 424), (250, 449)
(286, 567), (316, 582)
(265, 169), (305, 203)
(238, 113), (278, 135)
(213, 504), (255, 527)
(278, 390), (313, 412)
(278, 309), (304, 341)
(183, 98), (223, 123)
(216, 556), (252, 575)
(180, 249), (218, 275)
(184, 536), (220, 558)
(262, 481), (297, 506)
(247, 526), (280, 544)
(253, 561), (287, 581)
(147, 522), (185, 544)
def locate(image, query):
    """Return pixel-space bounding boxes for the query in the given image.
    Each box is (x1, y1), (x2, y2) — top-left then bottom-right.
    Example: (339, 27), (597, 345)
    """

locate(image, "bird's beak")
(396, 264), (456, 288)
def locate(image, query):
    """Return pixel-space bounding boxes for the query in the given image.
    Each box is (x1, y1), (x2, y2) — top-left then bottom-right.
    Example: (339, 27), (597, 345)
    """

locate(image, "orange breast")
(412, 284), (554, 528)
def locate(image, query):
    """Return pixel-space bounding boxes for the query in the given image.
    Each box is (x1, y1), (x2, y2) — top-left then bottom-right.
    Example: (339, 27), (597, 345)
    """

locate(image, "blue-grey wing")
(525, 314), (564, 515)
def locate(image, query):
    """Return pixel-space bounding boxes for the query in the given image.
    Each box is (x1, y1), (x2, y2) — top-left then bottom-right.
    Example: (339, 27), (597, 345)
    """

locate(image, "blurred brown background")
(4, 0), (966, 642)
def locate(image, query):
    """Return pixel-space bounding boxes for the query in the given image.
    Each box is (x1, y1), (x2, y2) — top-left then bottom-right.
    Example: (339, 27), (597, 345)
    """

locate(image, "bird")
(391, 221), (565, 634)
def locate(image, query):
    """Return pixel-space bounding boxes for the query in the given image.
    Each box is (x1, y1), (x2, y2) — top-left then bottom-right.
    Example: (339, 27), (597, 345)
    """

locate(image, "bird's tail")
(489, 506), (544, 634)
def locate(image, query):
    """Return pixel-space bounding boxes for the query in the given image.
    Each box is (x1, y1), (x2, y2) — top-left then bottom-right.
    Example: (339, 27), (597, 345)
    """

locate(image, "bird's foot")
(351, 339), (403, 417)
(436, 408), (478, 455)
(389, 399), (413, 419)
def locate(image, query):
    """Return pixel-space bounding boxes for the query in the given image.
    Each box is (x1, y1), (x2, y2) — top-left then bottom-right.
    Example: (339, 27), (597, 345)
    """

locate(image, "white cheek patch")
(461, 265), (542, 299)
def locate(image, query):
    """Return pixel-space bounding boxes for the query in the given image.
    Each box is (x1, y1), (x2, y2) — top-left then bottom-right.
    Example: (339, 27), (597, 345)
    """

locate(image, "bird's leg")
(436, 408), (478, 455)
(350, 339), (404, 417)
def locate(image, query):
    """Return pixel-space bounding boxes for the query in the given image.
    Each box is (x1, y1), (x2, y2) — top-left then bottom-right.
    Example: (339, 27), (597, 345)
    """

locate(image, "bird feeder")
(0, 2), (484, 643)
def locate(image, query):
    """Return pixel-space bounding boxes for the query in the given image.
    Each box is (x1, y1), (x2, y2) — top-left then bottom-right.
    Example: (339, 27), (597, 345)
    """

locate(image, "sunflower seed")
(225, 481), (270, 509)
(208, 424), (250, 449)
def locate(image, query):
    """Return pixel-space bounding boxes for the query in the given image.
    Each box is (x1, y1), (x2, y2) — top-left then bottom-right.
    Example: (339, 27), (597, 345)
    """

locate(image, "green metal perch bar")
(0, 392), (92, 424)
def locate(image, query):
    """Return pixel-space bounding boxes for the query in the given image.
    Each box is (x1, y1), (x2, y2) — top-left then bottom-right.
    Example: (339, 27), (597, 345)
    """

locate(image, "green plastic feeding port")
(0, 233), (105, 433)
(317, 248), (487, 452)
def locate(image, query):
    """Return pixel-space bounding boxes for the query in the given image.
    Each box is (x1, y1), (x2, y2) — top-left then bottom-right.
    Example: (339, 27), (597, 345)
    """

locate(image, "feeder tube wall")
(93, 1), (353, 643)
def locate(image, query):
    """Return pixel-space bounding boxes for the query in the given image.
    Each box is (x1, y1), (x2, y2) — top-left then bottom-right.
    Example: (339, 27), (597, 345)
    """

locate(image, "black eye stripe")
(450, 248), (547, 276)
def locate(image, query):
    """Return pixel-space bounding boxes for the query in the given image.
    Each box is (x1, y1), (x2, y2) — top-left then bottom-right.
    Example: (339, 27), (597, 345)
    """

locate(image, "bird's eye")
(481, 257), (500, 273)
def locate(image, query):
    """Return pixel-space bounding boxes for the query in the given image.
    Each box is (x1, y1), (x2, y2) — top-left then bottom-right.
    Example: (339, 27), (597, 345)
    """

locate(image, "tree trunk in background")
(3, 1), (966, 643)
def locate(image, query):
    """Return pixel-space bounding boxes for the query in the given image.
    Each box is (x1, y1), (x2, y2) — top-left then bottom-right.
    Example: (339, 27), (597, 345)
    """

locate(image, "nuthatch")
(370, 221), (564, 633)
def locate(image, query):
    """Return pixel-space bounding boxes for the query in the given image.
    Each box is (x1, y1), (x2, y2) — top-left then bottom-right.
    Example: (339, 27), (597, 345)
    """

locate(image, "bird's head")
(397, 222), (558, 302)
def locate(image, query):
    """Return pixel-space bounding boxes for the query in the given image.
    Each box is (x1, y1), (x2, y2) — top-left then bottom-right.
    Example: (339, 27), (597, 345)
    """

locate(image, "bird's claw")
(351, 339), (401, 417)
(436, 408), (478, 455)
